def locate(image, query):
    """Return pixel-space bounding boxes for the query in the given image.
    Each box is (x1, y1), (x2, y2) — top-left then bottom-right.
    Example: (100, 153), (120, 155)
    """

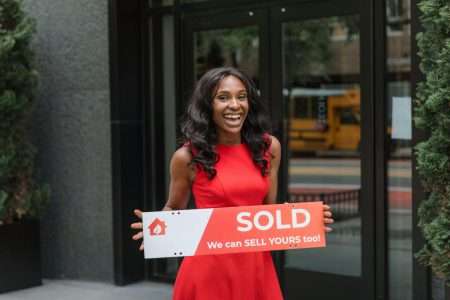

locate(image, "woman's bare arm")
(264, 135), (281, 205)
(162, 146), (195, 210)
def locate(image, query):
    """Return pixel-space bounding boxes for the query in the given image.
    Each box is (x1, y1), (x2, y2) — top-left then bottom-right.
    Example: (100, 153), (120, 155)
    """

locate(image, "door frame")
(268, 1), (376, 299)
(179, 1), (379, 299)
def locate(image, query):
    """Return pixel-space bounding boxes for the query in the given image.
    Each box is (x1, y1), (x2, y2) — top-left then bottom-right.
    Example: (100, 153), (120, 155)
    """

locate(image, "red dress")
(172, 143), (283, 300)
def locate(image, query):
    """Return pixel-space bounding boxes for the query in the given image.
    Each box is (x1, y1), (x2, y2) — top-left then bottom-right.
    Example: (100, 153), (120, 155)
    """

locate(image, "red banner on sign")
(195, 202), (325, 255)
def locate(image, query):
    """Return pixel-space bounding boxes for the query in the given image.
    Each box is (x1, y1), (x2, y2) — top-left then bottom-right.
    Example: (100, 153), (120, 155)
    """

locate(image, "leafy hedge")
(414, 0), (450, 283)
(0, 0), (49, 224)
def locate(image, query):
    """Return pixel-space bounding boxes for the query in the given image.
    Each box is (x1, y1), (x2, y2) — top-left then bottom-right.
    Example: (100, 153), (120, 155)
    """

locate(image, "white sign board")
(142, 203), (326, 259)
(391, 96), (412, 140)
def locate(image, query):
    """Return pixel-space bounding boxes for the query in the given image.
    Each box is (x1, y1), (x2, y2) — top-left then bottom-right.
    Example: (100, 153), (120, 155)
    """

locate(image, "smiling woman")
(131, 67), (333, 300)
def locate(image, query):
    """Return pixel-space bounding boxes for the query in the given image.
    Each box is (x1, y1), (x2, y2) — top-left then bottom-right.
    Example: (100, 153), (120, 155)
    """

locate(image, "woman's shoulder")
(170, 145), (196, 181)
(172, 144), (193, 163)
(264, 134), (281, 158)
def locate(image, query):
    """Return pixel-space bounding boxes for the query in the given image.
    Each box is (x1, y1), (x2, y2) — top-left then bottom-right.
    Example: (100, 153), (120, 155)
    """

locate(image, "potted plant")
(0, 0), (50, 293)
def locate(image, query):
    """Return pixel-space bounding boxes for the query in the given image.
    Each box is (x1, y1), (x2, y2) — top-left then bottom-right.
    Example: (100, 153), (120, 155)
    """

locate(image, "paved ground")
(0, 279), (173, 300)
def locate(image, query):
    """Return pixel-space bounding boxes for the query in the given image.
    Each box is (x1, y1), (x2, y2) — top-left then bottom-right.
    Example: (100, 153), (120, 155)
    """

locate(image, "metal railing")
(289, 189), (361, 221)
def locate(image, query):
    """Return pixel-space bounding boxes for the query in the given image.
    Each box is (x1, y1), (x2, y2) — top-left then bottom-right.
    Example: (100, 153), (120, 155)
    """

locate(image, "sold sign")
(142, 202), (326, 259)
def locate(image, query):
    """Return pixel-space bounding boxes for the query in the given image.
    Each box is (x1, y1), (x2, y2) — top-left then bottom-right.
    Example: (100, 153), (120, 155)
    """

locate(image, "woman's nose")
(228, 97), (239, 109)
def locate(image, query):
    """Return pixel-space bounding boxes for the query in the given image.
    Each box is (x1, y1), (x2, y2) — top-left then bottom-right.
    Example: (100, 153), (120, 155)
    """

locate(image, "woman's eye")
(216, 94), (247, 102)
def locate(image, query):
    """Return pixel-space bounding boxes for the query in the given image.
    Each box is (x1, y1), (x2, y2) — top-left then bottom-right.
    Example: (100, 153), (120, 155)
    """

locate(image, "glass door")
(270, 1), (375, 299)
(182, 9), (269, 106)
(181, 2), (376, 299)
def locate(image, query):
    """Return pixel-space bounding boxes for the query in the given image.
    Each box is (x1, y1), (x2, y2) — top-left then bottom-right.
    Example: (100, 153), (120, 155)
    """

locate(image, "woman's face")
(211, 75), (249, 139)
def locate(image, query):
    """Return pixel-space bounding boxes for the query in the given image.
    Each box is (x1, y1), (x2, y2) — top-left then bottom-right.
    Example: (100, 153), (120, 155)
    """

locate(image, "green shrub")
(414, 0), (450, 283)
(0, 0), (49, 224)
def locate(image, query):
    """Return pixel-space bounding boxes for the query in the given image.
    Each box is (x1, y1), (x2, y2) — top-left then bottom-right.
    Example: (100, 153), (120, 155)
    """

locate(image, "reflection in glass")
(149, 0), (174, 7)
(194, 26), (259, 86)
(386, 0), (412, 299)
(283, 15), (362, 276)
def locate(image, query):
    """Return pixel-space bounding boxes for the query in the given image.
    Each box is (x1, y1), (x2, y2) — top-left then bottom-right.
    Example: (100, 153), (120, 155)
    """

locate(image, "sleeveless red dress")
(172, 143), (283, 300)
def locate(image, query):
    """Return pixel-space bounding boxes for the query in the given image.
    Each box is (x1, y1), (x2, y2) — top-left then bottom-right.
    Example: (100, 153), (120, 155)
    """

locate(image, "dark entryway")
(181, 1), (375, 299)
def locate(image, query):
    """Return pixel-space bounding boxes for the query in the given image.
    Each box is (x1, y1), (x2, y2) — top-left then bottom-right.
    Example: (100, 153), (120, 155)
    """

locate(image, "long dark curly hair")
(180, 67), (272, 180)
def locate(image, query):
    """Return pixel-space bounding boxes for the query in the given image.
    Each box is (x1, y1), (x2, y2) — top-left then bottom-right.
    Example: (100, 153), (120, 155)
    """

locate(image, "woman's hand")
(323, 204), (334, 233)
(128, 148), (193, 253)
(130, 209), (144, 251)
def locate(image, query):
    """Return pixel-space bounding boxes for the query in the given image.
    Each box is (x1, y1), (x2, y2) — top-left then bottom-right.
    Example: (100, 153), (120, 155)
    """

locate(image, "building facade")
(24, 0), (448, 299)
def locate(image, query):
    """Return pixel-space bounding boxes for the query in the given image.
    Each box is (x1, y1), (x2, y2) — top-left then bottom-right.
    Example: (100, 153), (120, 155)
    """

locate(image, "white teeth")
(224, 114), (241, 120)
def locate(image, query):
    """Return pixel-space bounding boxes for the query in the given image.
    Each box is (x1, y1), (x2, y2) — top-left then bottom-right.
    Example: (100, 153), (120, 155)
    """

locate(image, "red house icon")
(148, 218), (167, 236)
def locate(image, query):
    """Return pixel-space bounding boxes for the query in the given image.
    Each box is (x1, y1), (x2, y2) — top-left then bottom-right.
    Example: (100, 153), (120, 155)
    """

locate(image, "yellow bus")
(287, 88), (360, 152)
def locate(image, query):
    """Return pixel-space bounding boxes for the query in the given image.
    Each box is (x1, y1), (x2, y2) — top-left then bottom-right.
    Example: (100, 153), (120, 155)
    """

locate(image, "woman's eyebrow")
(215, 89), (247, 95)
(215, 90), (231, 95)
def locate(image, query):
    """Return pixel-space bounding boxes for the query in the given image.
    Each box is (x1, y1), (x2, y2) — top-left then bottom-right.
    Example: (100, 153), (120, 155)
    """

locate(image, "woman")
(131, 67), (334, 300)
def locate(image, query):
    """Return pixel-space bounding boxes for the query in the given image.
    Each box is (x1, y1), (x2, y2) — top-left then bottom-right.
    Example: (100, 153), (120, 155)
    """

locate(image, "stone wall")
(24, 0), (113, 282)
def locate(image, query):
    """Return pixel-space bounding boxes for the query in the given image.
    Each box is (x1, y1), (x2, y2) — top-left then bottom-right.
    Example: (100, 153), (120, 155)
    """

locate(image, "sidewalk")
(0, 279), (173, 300)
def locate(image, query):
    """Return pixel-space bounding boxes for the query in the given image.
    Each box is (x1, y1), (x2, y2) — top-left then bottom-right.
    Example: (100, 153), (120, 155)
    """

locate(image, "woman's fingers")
(130, 222), (143, 229)
(133, 231), (143, 240)
(323, 205), (333, 217)
(323, 205), (333, 228)
(134, 209), (143, 219)
(324, 218), (334, 224)
(323, 205), (334, 233)
(131, 209), (145, 251)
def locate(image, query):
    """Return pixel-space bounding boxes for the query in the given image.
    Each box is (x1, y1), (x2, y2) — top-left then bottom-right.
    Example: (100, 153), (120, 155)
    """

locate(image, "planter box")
(0, 220), (42, 293)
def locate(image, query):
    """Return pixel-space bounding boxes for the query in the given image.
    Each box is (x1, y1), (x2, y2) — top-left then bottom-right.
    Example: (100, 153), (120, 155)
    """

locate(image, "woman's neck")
(217, 133), (242, 145)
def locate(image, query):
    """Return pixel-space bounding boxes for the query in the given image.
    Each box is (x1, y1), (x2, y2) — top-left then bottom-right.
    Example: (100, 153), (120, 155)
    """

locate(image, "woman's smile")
(223, 112), (244, 126)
